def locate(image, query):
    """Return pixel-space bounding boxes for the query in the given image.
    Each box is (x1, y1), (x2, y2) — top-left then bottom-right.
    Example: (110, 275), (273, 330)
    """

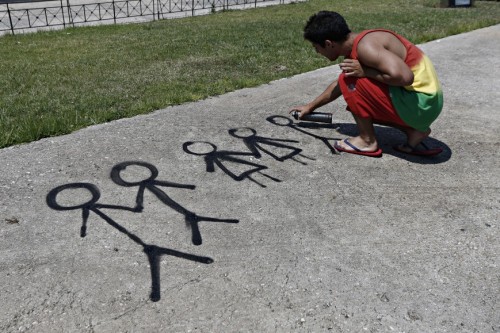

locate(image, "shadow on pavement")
(334, 123), (452, 163)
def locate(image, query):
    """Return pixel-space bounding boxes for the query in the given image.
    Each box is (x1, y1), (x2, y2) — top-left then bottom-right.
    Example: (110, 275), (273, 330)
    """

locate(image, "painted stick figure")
(183, 141), (281, 188)
(110, 161), (239, 246)
(46, 182), (139, 237)
(46, 182), (213, 302)
(266, 115), (339, 154)
(228, 127), (314, 165)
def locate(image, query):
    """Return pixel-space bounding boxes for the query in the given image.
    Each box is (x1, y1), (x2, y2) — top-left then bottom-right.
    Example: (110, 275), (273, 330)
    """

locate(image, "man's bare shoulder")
(358, 31), (401, 47)
(357, 31), (406, 59)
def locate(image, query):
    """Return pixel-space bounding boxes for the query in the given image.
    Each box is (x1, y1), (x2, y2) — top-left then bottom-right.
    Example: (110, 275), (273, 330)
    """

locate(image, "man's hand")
(289, 105), (313, 119)
(339, 59), (365, 77)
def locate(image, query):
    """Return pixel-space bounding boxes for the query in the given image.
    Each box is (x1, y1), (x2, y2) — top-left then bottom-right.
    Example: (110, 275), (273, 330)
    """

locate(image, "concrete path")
(1, 25), (499, 333)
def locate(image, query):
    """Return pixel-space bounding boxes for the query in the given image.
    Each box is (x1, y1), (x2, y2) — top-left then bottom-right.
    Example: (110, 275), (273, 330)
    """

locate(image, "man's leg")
(337, 74), (403, 152)
(367, 119), (439, 155)
(369, 120), (432, 151)
(335, 113), (379, 152)
(337, 117), (433, 153)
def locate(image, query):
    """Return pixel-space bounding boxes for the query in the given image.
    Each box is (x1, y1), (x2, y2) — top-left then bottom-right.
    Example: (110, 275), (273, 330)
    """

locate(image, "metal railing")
(0, 0), (300, 35)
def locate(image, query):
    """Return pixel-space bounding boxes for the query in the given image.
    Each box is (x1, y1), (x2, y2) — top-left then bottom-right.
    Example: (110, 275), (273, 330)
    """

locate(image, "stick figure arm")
(154, 247), (214, 264)
(95, 203), (140, 212)
(259, 137), (300, 144)
(221, 150), (255, 157)
(153, 181), (195, 190)
(192, 214), (239, 224)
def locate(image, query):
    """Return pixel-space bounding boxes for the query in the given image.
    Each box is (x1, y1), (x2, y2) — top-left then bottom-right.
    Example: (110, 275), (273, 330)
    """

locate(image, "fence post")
(61, 0), (69, 28)
(66, 0), (74, 27)
(26, 8), (31, 28)
(44, 7), (48, 26)
(191, 0), (194, 16)
(59, 0), (66, 28)
(112, 0), (116, 24)
(7, 4), (14, 35)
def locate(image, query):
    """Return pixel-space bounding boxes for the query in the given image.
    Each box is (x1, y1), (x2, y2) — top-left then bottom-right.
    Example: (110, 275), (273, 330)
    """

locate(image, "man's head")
(304, 11), (351, 47)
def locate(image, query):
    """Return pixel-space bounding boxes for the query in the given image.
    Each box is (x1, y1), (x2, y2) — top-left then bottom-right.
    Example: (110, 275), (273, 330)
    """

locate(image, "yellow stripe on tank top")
(404, 55), (440, 94)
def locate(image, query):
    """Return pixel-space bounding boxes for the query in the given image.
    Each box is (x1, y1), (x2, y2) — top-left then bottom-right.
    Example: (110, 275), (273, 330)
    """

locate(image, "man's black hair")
(304, 11), (351, 47)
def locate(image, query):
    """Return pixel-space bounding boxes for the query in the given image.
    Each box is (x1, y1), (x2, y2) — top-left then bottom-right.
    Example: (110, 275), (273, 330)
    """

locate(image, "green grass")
(1, 0), (499, 148)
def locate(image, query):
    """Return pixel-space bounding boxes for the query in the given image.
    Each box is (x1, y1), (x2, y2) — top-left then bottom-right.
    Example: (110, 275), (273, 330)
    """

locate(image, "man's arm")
(340, 34), (414, 86)
(290, 80), (342, 117)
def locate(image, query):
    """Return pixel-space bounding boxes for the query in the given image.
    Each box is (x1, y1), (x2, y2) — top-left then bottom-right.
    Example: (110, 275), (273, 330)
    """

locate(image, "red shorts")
(338, 73), (409, 128)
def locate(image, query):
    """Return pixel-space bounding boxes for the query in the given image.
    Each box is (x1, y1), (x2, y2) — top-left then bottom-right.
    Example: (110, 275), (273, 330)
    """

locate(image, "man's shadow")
(46, 182), (215, 302)
(268, 115), (450, 163)
(335, 123), (452, 164)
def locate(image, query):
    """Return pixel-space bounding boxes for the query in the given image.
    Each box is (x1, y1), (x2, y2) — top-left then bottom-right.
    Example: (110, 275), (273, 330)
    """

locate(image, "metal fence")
(0, 0), (300, 35)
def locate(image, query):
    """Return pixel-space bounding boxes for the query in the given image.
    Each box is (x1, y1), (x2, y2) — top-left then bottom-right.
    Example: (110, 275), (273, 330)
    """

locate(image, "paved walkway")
(1, 25), (499, 332)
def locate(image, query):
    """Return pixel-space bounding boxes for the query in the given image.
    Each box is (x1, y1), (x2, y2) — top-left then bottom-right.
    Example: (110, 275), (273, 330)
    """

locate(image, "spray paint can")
(291, 111), (333, 124)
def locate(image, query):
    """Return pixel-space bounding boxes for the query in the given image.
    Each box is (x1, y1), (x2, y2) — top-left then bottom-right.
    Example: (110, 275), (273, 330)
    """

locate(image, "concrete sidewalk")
(1, 25), (499, 333)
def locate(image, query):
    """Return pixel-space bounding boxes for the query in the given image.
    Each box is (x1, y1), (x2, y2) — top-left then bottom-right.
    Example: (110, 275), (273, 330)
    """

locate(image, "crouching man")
(291, 11), (443, 157)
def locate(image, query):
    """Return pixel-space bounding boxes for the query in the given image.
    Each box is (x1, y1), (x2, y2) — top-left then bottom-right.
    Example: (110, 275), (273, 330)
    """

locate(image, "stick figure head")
(228, 127), (257, 139)
(182, 141), (217, 156)
(266, 115), (293, 127)
(46, 183), (100, 211)
(111, 161), (159, 187)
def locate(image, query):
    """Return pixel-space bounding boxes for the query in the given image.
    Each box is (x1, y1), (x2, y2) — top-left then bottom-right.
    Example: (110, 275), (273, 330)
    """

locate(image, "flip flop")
(334, 138), (383, 157)
(393, 142), (443, 156)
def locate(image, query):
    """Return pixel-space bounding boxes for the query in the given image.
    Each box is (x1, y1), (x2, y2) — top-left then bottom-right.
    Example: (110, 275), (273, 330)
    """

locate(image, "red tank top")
(349, 29), (421, 68)
(349, 29), (443, 131)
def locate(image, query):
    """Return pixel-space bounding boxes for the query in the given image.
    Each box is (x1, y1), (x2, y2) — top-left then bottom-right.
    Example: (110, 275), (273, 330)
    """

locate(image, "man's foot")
(334, 138), (383, 157)
(393, 142), (443, 156)
(395, 128), (442, 156)
(403, 128), (431, 148)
